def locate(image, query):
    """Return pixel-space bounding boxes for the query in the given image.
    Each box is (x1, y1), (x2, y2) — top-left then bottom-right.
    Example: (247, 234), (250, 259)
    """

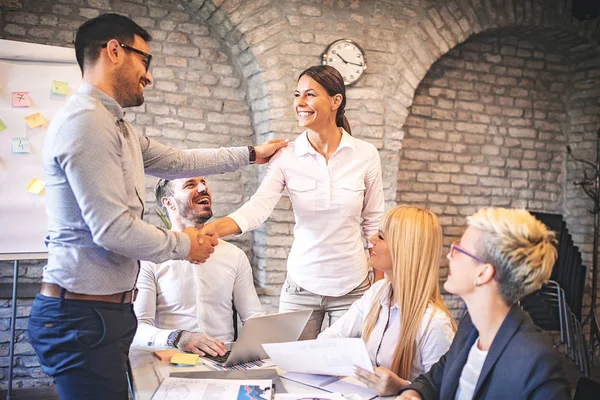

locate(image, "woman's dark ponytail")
(299, 65), (352, 136)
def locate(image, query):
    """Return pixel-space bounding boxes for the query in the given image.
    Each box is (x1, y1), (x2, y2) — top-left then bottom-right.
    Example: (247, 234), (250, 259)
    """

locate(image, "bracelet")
(167, 329), (183, 347)
(173, 330), (184, 347)
(248, 146), (256, 164)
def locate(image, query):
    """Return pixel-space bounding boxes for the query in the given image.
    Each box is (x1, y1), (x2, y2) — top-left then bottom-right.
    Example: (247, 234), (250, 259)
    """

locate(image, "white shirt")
(455, 339), (488, 400)
(132, 239), (264, 346)
(229, 130), (384, 296)
(318, 280), (455, 380)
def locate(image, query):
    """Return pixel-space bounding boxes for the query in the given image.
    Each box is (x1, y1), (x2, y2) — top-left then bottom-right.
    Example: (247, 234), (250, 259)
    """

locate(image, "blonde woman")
(319, 205), (456, 396)
(399, 208), (570, 400)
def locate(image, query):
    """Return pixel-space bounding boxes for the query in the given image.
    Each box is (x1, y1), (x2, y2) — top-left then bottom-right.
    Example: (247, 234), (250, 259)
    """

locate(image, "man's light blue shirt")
(43, 83), (249, 294)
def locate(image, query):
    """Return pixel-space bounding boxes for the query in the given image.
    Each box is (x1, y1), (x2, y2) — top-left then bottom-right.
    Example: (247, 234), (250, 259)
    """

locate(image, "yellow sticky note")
(170, 353), (199, 366)
(52, 80), (69, 95)
(26, 177), (45, 195)
(0, 119), (6, 132)
(25, 113), (46, 128)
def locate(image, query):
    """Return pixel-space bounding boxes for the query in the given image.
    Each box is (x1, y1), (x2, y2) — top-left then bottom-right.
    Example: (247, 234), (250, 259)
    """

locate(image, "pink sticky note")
(12, 92), (31, 107)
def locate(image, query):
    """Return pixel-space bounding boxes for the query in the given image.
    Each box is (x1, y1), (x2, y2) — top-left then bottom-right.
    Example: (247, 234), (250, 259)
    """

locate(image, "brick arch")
(182, 0), (292, 142)
(394, 2), (600, 318)
(188, 0), (600, 309)
(382, 0), (600, 208)
(182, 0), (295, 306)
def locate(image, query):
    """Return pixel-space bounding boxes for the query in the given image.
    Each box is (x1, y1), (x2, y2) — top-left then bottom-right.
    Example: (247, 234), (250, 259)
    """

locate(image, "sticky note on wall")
(12, 92), (31, 107)
(51, 80), (69, 95)
(0, 119), (6, 132)
(25, 113), (46, 128)
(26, 177), (45, 195)
(11, 138), (30, 154)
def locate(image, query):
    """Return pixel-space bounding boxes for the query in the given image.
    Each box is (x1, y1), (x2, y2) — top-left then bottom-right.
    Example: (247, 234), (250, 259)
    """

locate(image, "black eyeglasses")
(102, 42), (152, 72)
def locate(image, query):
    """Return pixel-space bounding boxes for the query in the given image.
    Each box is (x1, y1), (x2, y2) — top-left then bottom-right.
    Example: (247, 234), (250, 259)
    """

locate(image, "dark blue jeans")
(28, 293), (137, 399)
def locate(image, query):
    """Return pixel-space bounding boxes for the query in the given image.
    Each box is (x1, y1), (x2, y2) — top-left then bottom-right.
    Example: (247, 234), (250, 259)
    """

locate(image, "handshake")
(182, 226), (219, 264)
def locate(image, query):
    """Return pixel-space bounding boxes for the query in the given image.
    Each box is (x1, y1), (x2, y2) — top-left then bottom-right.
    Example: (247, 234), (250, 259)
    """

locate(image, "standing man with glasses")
(28, 13), (287, 399)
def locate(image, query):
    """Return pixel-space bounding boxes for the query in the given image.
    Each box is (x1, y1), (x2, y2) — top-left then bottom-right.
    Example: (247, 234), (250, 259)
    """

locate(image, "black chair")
(567, 306), (589, 376)
(529, 212), (567, 283)
(520, 281), (571, 356)
(574, 377), (600, 400)
(522, 280), (592, 376)
(573, 262), (587, 321)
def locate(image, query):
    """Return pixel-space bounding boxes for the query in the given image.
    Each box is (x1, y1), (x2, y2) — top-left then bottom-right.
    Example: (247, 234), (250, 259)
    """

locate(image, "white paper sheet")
(281, 373), (376, 400)
(262, 338), (373, 377)
(151, 378), (273, 400)
(275, 392), (346, 400)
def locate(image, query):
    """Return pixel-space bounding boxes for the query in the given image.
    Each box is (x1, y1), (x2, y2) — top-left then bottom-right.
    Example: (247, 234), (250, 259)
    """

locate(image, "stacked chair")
(519, 211), (590, 376)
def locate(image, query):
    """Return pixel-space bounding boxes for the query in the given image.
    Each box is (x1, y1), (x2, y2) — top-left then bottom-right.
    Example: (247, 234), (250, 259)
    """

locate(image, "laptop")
(202, 309), (312, 367)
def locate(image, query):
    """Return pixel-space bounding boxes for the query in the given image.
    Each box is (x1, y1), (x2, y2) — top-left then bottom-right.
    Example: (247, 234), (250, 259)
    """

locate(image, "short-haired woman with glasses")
(398, 208), (570, 400)
(318, 205), (456, 396)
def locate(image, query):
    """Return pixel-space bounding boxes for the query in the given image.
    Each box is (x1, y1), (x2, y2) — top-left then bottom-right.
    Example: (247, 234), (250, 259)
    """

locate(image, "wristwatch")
(248, 146), (256, 164)
(167, 329), (183, 348)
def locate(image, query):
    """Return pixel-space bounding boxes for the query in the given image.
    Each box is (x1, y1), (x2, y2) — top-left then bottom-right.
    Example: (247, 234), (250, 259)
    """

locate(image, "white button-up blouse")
(229, 129), (384, 296)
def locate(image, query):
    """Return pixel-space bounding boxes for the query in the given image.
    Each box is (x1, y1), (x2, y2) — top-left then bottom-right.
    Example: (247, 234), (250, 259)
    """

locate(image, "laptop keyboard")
(203, 350), (231, 364)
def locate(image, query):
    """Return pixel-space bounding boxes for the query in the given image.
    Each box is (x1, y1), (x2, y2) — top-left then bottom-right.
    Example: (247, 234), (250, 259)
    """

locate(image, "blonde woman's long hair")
(361, 205), (455, 379)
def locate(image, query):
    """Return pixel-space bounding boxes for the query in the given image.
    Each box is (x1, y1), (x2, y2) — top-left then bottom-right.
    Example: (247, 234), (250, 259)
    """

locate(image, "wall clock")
(321, 39), (367, 86)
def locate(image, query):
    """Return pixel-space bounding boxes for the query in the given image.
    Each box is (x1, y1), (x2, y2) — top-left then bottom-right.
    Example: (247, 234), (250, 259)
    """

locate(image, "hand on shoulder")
(254, 138), (289, 164)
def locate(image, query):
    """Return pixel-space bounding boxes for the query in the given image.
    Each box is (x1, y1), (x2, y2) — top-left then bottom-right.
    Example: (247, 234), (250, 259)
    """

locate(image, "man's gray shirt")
(43, 83), (249, 294)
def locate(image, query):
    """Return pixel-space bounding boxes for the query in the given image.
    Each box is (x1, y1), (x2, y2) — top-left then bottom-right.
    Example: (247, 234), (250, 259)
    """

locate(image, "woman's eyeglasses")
(102, 42), (152, 72)
(449, 241), (486, 264)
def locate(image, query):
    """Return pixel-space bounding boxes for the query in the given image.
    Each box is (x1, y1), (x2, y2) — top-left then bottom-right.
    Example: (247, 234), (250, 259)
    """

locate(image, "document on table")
(151, 378), (273, 400)
(281, 372), (377, 400)
(262, 338), (373, 377)
(275, 392), (346, 400)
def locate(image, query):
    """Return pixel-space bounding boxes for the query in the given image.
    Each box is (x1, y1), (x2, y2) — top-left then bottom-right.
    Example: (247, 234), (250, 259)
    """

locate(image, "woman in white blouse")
(319, 205), (456, 396)
(202, 65), (384, 339)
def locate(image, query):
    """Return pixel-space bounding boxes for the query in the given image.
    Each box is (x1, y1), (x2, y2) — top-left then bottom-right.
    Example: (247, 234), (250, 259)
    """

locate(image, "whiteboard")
(0, 39), (82, 257)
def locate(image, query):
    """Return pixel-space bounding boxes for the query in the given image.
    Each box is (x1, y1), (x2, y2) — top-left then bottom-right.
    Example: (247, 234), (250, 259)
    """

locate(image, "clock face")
(322, 39), (367, 86)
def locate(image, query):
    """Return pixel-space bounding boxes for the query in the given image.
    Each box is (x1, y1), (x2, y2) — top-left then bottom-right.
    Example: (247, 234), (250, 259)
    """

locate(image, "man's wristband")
(248, 146), (256, 164)
(167, 329), (183, 347)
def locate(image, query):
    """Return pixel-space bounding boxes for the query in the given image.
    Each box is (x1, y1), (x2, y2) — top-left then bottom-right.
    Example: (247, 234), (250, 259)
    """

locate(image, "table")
(129, 347), (325, 400)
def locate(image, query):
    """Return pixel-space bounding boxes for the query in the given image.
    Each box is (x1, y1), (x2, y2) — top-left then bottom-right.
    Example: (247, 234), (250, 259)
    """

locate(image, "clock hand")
(347, 60), (364, 67)
(336, 53), (363, 67)
(336, 53), (350, 64)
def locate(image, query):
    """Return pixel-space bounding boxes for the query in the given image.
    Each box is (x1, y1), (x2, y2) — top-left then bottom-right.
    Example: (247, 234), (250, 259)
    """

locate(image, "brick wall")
(0, 0), (256, 390)
(1, 0), (600, 391)
(400, 32), (570, 316)
(566, 54), (600, 321)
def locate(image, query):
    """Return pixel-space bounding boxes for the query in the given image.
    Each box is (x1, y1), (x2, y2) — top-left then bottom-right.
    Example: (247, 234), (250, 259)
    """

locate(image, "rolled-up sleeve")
(132, 262), (175, 347)
(54, 112), (191, 262)
(228, 151), (286, 233)
(362, 147), (384, 246)
(232, 249), (265, 323)
(140, 136), (250, 178)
